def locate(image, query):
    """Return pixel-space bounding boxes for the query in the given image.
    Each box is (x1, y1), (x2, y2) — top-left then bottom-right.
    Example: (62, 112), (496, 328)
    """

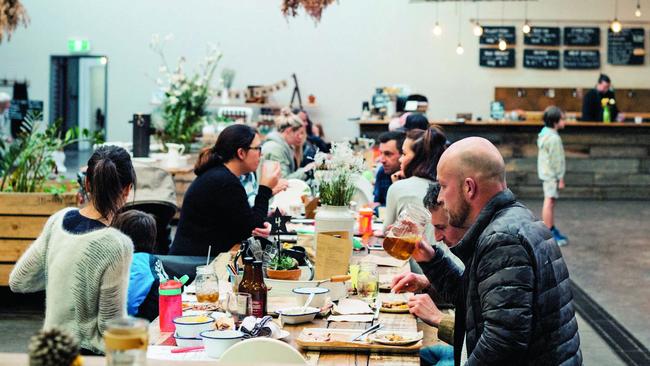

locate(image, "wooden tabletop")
(148, 249), (437, 365)
(0, 250), (441, 365)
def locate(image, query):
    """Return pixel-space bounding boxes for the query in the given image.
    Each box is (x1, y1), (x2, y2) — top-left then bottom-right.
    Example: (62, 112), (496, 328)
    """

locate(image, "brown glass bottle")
(250, 260), (268, 317)
(238, 257), (254, 294)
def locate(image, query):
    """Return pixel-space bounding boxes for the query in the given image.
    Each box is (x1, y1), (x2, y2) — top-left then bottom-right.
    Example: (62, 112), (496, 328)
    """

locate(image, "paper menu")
(314, 231), (352, 280)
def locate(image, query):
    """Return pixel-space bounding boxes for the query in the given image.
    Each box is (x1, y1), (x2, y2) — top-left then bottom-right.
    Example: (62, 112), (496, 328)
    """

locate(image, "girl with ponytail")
(384, 126), (448, 231)
(10, 146), (136, 355)
(171, 124), (280, 256)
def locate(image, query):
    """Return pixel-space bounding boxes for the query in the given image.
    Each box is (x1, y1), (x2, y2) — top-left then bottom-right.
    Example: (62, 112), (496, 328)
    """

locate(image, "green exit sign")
(68, 39), (91, 53)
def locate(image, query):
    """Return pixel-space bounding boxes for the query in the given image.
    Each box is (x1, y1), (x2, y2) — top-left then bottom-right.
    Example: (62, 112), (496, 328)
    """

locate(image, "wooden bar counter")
(358, 119), (650, 200)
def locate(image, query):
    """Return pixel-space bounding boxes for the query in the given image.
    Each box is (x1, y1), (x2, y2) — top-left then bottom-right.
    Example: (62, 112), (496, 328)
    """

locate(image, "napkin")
(239, 316), (282, 339)
(327, 314), (374, 322)
(332, 299), (373, 315)
(360, 254), (407, 267)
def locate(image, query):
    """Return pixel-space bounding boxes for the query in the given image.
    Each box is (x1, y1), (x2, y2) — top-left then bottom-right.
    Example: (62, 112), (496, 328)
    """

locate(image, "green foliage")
(270, 254), (299, 271)
(318, 172), (355, 206)
(0, 111), (102, 193)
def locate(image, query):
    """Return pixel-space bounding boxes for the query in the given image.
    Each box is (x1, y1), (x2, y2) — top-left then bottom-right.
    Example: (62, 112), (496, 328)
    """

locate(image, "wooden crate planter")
(0, 192), (78, 286)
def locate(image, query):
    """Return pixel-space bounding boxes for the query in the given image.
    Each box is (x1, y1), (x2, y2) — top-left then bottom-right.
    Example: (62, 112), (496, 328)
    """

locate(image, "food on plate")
(381, 300), (408, 310)
(175, 315), (212, 324)
(379, 333), (405, 342)
(182, 302), (220, 312)
(215, 316), (235, 330)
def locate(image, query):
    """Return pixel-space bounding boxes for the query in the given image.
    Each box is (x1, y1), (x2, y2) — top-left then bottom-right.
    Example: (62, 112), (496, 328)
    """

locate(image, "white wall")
(1, 0), (649, 142)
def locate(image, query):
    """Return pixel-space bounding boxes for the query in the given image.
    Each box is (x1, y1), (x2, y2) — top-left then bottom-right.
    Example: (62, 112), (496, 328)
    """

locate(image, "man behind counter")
(581, 74), (619, 122)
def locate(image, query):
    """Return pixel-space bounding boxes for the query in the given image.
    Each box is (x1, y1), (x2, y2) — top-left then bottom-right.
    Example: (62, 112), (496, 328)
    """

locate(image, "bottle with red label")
(249, 260), (268, 317)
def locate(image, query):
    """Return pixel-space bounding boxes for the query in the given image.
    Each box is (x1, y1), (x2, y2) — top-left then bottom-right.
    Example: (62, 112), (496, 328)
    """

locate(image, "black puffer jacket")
(420, 189), (582, 366)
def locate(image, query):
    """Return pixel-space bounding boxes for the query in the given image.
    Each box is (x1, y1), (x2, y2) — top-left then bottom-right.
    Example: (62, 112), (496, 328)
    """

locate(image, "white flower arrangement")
(150, 33), (222, 148)
(314, 142), (364, 206)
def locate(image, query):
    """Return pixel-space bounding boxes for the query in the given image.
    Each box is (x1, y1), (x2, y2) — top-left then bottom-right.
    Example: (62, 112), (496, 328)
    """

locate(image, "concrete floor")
(0, 199), (647, 364)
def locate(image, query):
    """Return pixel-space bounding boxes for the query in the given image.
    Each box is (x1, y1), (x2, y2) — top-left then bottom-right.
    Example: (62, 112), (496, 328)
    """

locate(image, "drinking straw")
(206, 245), (212, 266)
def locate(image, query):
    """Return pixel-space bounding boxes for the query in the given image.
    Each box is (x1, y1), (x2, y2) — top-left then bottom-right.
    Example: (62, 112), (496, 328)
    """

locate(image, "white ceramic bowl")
(276, 306), (320, 325)
(292, 287), (330, 308)
(174, 333), (203, 348)
(173, 315), (215, 338)
(200, 330), (246, 359)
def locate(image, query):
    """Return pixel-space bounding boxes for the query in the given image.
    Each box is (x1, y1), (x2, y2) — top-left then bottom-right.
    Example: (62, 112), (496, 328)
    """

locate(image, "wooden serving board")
(295, 328), (421, 354)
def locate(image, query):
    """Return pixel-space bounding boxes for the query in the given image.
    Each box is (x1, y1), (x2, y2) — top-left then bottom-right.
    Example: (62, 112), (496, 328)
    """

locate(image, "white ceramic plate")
(369, 331), (423, 346)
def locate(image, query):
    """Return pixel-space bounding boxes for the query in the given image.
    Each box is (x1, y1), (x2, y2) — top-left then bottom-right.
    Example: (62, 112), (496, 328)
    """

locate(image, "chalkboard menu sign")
(524, 27), (561, 46)
(480, 26), (516, 45)
(608, 28), (645, 65)
(480, 48), (515, 68)
(564, 27), (600, 46)
(524, 49), (560, 69)
(563, 50), (600, 69)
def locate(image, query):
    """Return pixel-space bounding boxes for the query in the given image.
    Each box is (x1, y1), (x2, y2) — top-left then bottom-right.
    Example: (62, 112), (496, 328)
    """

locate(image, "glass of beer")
(104, 317), (148, 366)
(383, 204), (431, 260)
(195, 265), (219, 303)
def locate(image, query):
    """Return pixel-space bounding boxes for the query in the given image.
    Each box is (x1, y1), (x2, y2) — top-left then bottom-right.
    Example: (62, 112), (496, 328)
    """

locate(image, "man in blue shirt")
(374, 131), (405, 206)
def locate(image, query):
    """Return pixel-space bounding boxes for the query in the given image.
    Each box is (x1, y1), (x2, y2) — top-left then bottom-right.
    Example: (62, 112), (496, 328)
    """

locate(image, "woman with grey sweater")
(260, 108), (315, 180)
(9, 146), (136, 355)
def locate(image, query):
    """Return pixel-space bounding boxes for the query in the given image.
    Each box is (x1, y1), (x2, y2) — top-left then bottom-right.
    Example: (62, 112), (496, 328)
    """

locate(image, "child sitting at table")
(113, 210), (169, 321)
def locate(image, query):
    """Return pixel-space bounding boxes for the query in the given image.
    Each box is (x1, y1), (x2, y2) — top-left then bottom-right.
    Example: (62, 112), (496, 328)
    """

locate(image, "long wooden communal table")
(146, 250), (441, 365)
(0, 251), (443, 365)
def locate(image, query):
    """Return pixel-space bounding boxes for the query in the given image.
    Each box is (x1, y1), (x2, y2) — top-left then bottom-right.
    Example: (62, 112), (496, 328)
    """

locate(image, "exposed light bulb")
(635, 6), (642, 17)
(456, 43), (465, 55)
(522, 22), (532, 34)
(498, 39), (507, 51)
(433, 22), (442, 36)
(473, 23), (484, 36)
(611, 18), (622, 33)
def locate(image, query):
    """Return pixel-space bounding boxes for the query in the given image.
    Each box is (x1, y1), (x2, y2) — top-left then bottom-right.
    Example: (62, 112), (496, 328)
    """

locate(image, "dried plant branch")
(0, 0), (30, 43)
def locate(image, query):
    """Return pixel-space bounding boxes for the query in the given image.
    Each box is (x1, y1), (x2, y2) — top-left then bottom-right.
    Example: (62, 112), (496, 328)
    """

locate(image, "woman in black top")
(170, 125), (280, 256)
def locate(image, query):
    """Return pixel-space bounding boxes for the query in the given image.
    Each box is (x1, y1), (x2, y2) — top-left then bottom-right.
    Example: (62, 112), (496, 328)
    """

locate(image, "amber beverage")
(238, 257), (254, 293)
(249, 260), (268, 317)
(196, 292), (219, 303)
(383, 235), (420, 260)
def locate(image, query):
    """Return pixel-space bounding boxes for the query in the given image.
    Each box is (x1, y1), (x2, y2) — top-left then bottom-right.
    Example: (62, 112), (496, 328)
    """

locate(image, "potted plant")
(150, 33), (222, 152)
(0, 111), (100, 285)
(266, 253), (301, 281)
(312, 142), (364, 240)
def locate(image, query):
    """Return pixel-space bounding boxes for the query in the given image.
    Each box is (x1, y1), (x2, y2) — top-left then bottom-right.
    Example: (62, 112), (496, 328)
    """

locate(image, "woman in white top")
(384, 127), (447, 228)
(10, 146), (136, 355)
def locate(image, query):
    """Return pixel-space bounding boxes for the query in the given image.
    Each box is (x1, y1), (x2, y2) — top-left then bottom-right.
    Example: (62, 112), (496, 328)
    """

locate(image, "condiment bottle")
(250, 260), (268, 317)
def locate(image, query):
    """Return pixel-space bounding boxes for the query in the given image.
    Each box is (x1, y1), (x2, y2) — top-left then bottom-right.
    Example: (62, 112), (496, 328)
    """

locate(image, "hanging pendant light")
(497, 1), (507, 50)
(635, 0), (642, 17)
(456, 2), (464, 55)
(611, 0), (622, 33)
(432, 2), (442, 37)
(498, 38), (508, 51)
(473, 1), (483, 36)
(522, 1), (531, 34)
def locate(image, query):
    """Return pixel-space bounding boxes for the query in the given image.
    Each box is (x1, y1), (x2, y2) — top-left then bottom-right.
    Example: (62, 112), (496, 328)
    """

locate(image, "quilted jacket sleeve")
(418, 244), (464, 304)
(466, 232), (534, 366)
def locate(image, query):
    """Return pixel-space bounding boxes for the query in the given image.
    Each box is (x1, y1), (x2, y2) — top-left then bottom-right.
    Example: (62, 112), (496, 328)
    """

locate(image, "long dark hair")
(194, 124), (257, 176)
(86, 145), (136, 222)
(403, 126), (447, 180)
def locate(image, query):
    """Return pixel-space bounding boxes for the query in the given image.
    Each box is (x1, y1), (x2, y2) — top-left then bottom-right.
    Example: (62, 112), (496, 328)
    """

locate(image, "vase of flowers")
(150, 34), (221, 151)
(601, 97), (615, 123)
(313, 142), (364, 241)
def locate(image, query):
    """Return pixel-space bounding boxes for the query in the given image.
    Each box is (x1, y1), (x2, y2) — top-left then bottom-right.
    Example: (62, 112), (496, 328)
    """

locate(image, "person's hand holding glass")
(383, 204), (431, 260)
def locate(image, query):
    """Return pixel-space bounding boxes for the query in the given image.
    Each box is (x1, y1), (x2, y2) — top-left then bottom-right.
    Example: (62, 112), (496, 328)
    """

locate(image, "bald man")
(410, 137), (582, 365)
